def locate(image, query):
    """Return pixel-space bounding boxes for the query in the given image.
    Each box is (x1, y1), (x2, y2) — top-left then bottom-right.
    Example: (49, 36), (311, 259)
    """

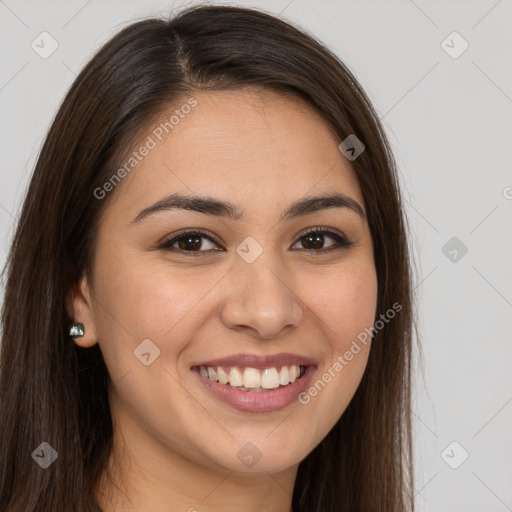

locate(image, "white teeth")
(243, 367), (261, 388)
(279, 366), (290, 385)
(261, 368), (280, 389)
(199, 364), (304, 389)
(217, 366), (229, 384)
(228, 367), (244, 387)
(207, 367), (218, 382)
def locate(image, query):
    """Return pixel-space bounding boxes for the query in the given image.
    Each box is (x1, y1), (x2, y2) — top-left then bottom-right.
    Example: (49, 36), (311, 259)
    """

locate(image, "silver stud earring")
(69, 322), (85, 338)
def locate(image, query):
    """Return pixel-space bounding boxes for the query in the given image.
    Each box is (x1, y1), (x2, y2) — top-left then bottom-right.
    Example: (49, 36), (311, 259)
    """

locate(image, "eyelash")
(158, 227), (354, 256)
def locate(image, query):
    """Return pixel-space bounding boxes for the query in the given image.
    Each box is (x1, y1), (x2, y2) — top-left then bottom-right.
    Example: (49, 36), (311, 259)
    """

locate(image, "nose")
(220, 252), (304, 340)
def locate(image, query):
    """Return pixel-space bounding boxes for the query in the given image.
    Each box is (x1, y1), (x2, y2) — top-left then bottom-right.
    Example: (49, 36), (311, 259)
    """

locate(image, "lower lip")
(192, 366), (316, 413)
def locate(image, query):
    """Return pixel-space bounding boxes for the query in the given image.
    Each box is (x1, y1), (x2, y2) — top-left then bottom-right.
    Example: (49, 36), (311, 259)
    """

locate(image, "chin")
(208, 432), (316, 475)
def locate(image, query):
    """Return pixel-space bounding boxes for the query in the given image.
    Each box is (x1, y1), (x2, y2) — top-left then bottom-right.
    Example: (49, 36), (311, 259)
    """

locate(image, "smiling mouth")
(192, 364), (307, 392)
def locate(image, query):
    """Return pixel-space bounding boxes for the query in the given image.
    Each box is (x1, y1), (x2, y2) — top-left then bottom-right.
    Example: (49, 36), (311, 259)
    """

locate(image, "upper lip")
(192, 352), (317, 370)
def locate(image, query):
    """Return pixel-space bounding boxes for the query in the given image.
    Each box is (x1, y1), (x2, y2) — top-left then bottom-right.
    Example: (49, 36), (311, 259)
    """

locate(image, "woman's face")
(72, 88), (377, 478)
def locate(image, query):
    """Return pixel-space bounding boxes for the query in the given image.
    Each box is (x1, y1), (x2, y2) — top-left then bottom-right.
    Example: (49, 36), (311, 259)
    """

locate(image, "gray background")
(1, 0), (511, 510)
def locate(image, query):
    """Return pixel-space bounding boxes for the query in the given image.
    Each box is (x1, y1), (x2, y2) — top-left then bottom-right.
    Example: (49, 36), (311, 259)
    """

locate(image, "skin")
(68, 88), (378, 512)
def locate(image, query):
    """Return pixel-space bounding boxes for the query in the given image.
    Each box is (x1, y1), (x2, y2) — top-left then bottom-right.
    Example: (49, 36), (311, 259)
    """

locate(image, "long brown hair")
(0, 4), (417, 511)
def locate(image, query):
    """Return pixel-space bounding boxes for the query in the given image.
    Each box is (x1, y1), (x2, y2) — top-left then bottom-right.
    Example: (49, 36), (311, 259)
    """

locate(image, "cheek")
(91, 245), (229, 371)
(301, 260), (378, 348)
(295, 261), (377, 435)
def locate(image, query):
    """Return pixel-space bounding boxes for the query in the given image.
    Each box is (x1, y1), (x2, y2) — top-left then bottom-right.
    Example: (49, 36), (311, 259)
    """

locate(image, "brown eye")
(175, 234), (209, 251)
(292, 228), (353, 252)
(159, 227), (353, 256)
(159, 230), (221, 254)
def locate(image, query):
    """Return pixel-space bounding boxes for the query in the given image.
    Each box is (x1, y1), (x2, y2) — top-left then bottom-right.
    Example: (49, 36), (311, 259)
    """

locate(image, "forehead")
(105, 88), (365, 222)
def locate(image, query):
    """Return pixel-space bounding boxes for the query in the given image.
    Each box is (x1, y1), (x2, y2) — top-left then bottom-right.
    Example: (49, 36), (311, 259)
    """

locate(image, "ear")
(66, 274), (98, 348)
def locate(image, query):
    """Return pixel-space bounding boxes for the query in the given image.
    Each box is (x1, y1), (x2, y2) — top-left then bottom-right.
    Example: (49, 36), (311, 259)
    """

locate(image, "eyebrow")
(130, 192), (366, 225)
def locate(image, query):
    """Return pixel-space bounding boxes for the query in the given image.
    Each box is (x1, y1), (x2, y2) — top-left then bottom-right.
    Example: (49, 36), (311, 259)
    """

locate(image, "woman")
(0, 4), (416, 511)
